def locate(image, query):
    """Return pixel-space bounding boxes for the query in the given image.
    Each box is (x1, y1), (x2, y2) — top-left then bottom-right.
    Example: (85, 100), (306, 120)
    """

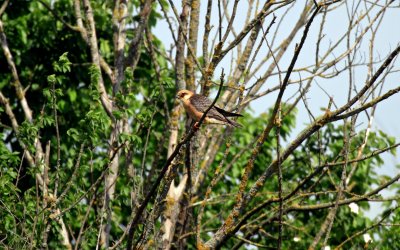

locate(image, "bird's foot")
(193, 122), (200, 131)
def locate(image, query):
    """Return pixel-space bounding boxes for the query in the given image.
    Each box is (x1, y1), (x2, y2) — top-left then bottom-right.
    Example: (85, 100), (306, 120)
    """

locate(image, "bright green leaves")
(40, 114), (55, 127)
(79, 108), (111, 145)
(136, 106), (155, 126)
(44, 53), (71, 107)
(53, 52), (72, 73)
(0, 136), (20, 168)
(378, 130), (397, 155)
(67, 88), (77, 102)
(88, 64), (101, 87)
(99, 39), (112, 59)
(0, 139), (20, 237)
(88, 65), (101, 101)
(378, 212), (400, 249)
(0, 1), (169, 249)
(119, 132), (142, 150)
(40, 55), (69, 134)
(66, 128), (80, 142)
(47, 74), (57, 85)
(17, 120), (39, 153)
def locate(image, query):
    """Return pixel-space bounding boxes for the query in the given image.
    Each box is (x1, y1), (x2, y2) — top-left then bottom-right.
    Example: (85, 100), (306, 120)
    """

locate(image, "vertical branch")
(73, 0), (114, 82)
(99, 0), (128, 246)
(0, 0), (9, 16)
(51, 80), (61, 197)
(202, 0), (213, 67)
(173, 0), (190, 91)
(220, 0), (239, 44)
(41, 141), (51, 250)
(186, 0), (200, 90)
(112, 0), (128, 94)
(167, 0), (207, 80)
(166, 0), (189, 166)
(221, 0), (239, 40)
(82, 0), (113, 116)
(161, 175), (188, 250)
(102, 123), (122, 248)
(167, 104), (181, 157)
(276, 104), (283, 250)
(192, 132), (225, 192)
(82, 0), (117, 247)
(177, 136), (193, 246)
(125, 0), (153, 69)
(218, 0), (222, 42)
(73, 0), (87, 38)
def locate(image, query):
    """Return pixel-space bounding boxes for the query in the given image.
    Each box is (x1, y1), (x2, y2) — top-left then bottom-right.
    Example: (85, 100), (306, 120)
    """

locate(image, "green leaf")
(67, 128), (80, 142)
(53, 52), (72, 73)
(47, 74), (56, 84)
(68, 89), (77, 102)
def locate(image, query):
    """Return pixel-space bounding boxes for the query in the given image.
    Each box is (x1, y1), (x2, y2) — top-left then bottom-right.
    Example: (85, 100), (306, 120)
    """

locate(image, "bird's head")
(176, 89), (193, 101)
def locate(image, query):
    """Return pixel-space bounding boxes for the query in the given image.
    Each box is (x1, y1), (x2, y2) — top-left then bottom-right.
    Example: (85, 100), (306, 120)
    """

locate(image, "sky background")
(153, 1), (400, 218)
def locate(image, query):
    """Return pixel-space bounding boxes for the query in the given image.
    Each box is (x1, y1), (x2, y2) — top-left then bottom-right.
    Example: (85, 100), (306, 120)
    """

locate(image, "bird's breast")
(183, 102), (203, 121)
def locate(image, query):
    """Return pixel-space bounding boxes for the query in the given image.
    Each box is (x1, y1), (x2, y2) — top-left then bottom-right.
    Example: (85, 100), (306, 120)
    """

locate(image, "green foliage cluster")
(0, 1), (173, 248)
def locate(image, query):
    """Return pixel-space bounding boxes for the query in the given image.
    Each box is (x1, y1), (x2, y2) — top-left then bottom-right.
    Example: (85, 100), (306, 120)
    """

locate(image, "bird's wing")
(215, 107), (243, 117)
(189, 94), (227, 121)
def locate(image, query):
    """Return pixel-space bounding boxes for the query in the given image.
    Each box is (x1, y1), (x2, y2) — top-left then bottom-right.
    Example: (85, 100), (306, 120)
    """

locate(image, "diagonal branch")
(126, 69), (227, 250)
(0, 20), (33, 122)
(205, 6), (321, 247)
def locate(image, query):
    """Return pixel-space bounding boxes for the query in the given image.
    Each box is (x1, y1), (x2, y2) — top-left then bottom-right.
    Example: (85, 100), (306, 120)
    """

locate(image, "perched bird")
(176, 89), (242, 127)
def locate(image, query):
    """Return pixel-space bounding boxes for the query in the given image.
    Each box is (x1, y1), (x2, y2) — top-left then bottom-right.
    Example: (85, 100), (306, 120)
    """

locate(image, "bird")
(176, 89), (242, 128)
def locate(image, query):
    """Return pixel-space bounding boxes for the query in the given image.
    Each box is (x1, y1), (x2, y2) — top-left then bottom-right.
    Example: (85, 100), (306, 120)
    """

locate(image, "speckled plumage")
(176, 90), (242, 127)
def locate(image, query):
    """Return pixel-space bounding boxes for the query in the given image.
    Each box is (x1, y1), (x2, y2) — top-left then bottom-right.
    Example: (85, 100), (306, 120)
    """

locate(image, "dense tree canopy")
(0, 0), (399, 249)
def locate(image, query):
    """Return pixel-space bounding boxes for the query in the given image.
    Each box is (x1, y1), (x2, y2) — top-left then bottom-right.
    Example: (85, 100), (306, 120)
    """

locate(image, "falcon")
(176, 89), (242, 127)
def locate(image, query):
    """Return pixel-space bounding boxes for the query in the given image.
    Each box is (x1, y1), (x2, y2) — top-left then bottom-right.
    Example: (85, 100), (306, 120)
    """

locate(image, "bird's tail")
(226, 118), (242, 128)
(215, 107), (243, 117)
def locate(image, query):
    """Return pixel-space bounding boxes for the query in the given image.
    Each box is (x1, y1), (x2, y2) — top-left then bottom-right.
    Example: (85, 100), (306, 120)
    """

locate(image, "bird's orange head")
(176, 89), (194, 100)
